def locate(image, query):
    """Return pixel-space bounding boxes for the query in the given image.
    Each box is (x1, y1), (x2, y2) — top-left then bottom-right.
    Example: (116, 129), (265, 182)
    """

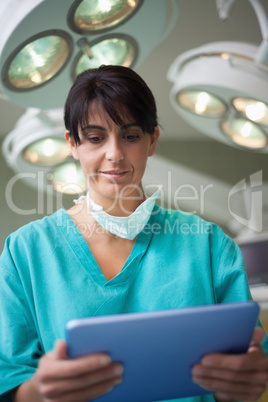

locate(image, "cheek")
(76, 148), (97, 168)
(135, 144), (151, 162)
(71, 147), (79, 160)
(77, 152), (107, 186)
(130, 149), (150, 173)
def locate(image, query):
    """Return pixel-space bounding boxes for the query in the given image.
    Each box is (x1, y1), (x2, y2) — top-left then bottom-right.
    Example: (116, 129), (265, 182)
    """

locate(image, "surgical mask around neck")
(74, 186), (162, 240)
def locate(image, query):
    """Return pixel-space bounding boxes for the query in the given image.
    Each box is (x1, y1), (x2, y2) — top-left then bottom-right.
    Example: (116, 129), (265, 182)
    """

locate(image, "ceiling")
(1, 0), (268, 244)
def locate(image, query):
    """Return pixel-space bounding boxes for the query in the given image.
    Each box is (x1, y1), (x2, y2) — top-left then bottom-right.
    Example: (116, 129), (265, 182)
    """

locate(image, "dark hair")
(64, 65), (158, 145)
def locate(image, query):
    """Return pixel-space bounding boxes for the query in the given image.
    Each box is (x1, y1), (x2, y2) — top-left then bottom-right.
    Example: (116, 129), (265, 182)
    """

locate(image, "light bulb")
(5, 33), (71, 90)
(221, 118), (267, 149)
(233, 98), (268, 127)
(177, 90), (227, 117)
(50, 162), (86, 194)
(70, 0), (141, 33)
(195, 92), (210, 114)
(23, 138), (71, 166)
(74, 36), (136, 77)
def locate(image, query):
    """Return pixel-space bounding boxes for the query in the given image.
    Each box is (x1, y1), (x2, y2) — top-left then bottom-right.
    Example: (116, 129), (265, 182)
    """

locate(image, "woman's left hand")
(192, 327), (268, 401)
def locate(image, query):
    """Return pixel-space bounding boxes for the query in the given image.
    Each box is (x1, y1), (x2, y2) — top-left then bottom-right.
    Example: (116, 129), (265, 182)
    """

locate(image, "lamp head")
(167, 41), (268, 152)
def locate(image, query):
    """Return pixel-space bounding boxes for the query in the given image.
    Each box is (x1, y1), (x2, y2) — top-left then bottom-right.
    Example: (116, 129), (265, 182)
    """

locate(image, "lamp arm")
(216, 0), (268, 38)
(216, 0), (236, 20)
(158, 0), (179, 45)
(248, 0), (268, 40)
(247, 0), (268, 64)
(216, 0), (268, 64)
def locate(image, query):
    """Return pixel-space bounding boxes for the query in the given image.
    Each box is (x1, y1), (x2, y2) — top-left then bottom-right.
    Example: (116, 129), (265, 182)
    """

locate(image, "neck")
(88, 184), (146, 217)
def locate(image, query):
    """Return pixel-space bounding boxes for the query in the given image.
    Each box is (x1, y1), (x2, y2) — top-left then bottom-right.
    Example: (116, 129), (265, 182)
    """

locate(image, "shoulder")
(3, 209), (67, 254)
(152, 204), (237, 251)
(153, 204), (216, 234)
(152, 205), (244, 273)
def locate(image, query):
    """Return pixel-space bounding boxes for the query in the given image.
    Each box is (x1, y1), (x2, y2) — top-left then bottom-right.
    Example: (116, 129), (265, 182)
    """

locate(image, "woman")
(1, 65), (268, 402)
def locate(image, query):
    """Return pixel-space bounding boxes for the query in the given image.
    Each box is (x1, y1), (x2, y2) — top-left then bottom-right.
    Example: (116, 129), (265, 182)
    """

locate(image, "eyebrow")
(81, 125), (105, 132)
(81, 123), (141, 132)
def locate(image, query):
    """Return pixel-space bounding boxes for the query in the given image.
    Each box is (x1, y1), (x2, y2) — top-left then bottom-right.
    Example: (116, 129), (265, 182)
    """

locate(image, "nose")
(105, 137), (124, 162)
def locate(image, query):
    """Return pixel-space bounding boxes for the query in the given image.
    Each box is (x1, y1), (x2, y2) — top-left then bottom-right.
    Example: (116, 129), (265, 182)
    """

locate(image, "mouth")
(99, 170), (128, 179)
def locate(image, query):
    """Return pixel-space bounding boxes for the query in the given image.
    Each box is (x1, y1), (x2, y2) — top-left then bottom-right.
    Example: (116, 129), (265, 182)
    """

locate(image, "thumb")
(251, 327), (265, 344)
(248, 327), (265, 352)
(52, 339), (68, 360)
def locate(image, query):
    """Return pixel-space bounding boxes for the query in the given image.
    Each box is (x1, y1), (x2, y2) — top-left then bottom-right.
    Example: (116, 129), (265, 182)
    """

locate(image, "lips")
(99, 170), (128, 179)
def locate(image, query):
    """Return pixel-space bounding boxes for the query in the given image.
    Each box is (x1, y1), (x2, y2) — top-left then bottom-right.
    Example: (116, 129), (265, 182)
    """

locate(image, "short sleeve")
(211, 229), (251, 303)
(0, 237), (42, 399)
(210, 226), (268, 355)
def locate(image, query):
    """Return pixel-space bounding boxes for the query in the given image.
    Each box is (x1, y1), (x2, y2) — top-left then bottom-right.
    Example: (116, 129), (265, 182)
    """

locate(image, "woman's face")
(66, 104), (159, 206)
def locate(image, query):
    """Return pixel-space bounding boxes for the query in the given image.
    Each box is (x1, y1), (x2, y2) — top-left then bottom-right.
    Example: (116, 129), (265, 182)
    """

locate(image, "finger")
(192, 363), (268, 384)
(43, 377), (120, 402)
(87, 378), (122, 402)
(39, 353), (113, 381)
(56, 363), (123, 393)
(39, 363), (123, 399)
(201, 350), (268, 371)
(248, 328), (266, 355)
(52, 340), (68, 360)
(192, 375), (266, 397)
(214, 390), (265, 402)
(250, 327), (265, 346)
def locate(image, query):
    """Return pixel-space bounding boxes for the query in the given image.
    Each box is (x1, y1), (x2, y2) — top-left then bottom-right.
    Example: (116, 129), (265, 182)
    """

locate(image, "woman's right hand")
(14, 340), (123, 402)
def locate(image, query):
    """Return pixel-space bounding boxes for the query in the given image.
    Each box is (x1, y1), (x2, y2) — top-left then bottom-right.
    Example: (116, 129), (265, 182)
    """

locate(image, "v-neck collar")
(56, 207), (158, 288)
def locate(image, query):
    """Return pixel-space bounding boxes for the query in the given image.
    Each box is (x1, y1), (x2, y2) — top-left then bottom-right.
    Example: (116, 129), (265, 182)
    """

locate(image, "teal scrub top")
(0, 205), (267, 401)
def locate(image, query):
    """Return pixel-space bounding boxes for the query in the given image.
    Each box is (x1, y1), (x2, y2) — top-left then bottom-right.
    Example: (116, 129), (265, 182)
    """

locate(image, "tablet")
(66, 301), (259, 402)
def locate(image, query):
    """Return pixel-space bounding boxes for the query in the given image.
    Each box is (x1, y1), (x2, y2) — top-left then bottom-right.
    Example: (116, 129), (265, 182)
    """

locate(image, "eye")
(88, 136), (104, 144)
(124, 134), (141, 142)
(122, 127), (143, 142)
(81, 127), (106, 144)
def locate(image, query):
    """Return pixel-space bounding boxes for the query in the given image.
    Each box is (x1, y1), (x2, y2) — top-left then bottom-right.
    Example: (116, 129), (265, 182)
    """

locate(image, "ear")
(148, 126), (160, 157)
(65, 130), (79, 160)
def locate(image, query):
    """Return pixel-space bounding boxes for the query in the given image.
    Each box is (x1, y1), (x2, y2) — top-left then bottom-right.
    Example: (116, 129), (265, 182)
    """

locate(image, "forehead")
(84, 101), (134, 129)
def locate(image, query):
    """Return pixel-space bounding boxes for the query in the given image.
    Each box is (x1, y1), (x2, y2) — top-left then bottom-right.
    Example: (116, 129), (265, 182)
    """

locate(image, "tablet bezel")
(66, 301), (259, 402)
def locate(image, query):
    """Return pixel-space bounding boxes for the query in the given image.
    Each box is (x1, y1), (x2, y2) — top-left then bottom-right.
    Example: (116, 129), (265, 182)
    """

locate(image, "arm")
(191, 228), (268, 400)
(0, 237), (122, 402)
(13, 340), (123, 402)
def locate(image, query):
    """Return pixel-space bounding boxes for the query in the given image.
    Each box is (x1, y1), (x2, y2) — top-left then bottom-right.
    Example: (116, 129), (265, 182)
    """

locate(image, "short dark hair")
(64, 65), (158, 145)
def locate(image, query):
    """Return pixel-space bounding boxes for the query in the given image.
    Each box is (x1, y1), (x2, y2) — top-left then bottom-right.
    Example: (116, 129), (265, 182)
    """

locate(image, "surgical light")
(50, 162), (86, 194)
(1, 0), (178, 193)
(23, 138), (71, 166)
(2, 108), (88, 194)
(69, 0), (142, 33)
(4, 32), (72, 91)
(1, 108), (86, 194)
(177, 90), (227, 117)
(73, 35), (136, 77)
(0, 0), (178, 109)
(167, 0), (268, 152)
(232, 98), (268, 126)
(221, 118), (268, 149)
